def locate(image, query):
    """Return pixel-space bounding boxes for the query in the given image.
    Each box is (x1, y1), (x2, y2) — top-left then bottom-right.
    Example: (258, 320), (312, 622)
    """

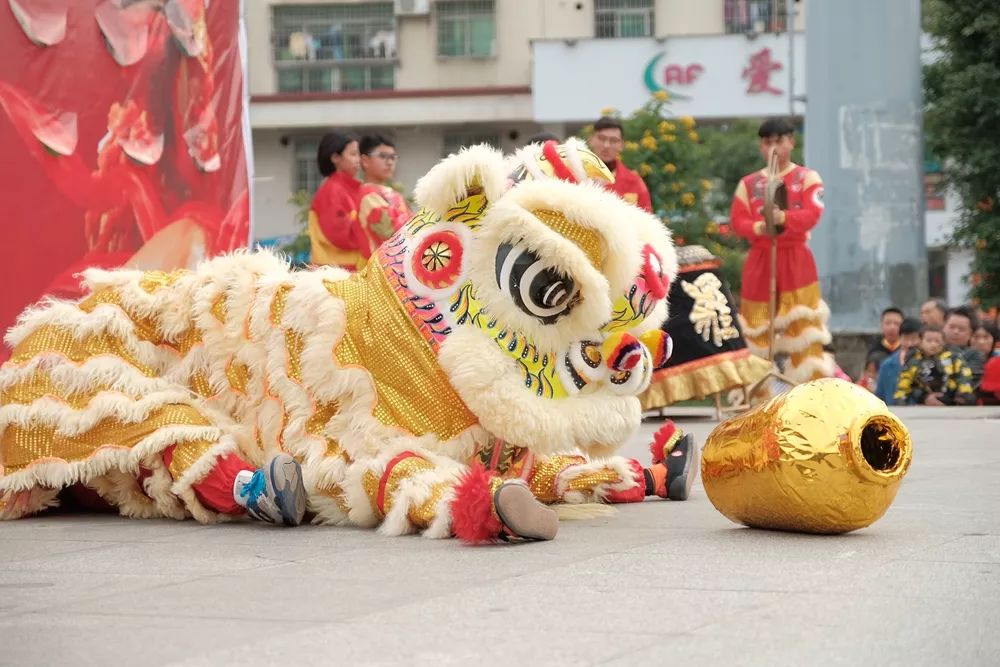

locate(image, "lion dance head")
(374, 139), (677, 459)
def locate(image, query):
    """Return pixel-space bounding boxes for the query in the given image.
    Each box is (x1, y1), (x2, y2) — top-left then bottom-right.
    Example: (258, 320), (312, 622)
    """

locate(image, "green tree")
(279, 188), (312, 266)
(924, 0), (1000, 307)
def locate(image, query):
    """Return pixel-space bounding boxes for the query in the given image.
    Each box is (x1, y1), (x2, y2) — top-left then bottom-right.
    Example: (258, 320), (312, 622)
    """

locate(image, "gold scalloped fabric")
(324, 262), (478, 441)
(640, 349), (771, 409)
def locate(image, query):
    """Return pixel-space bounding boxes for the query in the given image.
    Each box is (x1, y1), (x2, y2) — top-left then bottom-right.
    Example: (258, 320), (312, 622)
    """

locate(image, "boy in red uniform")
(587, 116), (653, 212)
(730, 118), (832, 382)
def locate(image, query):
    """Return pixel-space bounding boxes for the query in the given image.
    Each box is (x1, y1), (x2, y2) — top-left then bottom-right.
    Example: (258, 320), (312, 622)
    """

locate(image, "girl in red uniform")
(308, 131), (364, 270)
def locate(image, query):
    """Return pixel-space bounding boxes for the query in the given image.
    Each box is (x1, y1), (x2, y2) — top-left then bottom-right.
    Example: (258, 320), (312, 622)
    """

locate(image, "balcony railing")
(272, 3), (396, 93)
(725, 0), (788, 34)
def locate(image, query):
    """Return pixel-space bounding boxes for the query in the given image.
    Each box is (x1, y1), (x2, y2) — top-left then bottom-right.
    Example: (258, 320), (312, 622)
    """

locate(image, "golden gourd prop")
(701, 378), (912, 534)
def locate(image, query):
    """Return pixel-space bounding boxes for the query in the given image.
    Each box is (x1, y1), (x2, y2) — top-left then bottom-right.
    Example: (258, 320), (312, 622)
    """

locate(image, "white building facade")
(246, 0), (968, 304)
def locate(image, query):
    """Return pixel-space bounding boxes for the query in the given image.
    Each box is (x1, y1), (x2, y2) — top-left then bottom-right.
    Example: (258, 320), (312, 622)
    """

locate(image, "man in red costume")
(730, 118), (832, 382)
(588, 116), (652, 212)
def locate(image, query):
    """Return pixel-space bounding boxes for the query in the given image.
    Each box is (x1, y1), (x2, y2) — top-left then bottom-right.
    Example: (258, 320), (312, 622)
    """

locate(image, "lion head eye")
(495, 242), (579, 323)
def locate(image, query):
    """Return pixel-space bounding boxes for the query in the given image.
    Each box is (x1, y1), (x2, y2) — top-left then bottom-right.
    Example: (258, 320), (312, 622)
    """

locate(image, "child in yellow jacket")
(895, 325), (975, 406)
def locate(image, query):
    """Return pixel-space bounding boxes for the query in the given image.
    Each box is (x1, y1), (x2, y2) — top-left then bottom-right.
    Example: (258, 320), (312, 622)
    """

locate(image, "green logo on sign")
(643, 52), (696, 99)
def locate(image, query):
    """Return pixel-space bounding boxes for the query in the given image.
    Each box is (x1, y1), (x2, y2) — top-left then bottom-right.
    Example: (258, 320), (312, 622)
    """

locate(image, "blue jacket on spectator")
(875, 349), (905, 404)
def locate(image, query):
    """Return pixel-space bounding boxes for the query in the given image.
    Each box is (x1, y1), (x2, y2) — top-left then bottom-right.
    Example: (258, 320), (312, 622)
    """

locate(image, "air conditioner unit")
(395, 0), (430, 16)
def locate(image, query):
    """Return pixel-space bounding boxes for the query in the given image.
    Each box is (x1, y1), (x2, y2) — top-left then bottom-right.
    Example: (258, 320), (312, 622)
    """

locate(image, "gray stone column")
(805, 0), (926, 331)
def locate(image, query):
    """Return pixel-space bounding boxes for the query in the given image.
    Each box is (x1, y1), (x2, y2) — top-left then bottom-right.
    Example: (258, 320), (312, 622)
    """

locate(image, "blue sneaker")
(234, 454), (306, 526)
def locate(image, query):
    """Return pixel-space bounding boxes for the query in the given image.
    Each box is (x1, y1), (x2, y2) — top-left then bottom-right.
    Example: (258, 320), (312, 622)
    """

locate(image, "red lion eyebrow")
(542, 140), (578, 183)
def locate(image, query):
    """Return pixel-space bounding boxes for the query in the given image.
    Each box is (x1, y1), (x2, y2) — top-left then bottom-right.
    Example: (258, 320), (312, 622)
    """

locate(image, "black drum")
(640, 245), (770, 410)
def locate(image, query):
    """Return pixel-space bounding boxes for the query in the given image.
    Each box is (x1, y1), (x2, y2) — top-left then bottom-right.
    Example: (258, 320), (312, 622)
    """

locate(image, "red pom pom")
(450, 463), (502, 544)
(649, 421), (677, 464)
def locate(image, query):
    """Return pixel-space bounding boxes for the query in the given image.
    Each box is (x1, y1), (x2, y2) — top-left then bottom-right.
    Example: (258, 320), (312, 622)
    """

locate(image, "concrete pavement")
(1, 408), (998, 666)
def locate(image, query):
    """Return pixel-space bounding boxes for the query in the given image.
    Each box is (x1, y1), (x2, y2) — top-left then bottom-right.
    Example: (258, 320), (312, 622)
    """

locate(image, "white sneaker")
(233, 454), (306, 527)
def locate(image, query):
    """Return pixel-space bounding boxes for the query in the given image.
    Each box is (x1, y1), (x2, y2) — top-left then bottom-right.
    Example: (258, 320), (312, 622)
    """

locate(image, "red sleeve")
(729, 179), (760, 240)
(613, 166), (652, 212)
(312, 181), (359, 249)
(636, 175), (652, 213)
(783, 170), (824, 234)
(390, 193), (413, 230)
(358, 185), (396, 258)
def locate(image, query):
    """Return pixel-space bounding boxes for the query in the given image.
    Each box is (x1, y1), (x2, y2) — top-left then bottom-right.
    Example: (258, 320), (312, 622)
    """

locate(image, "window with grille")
(594, 0), (654, 38)
(441, 131), (499, 158)
(294, 138), (323, 195)
(272, 3), (396, 93)
(724, 0), (788, 34)
(436, 1), (496, 58)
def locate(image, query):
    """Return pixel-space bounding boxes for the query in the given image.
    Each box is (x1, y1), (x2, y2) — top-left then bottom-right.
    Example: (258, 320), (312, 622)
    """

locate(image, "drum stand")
(712, 387), (750, 421)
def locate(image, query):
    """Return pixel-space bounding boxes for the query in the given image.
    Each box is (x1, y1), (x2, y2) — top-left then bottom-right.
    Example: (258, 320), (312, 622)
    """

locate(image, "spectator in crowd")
(971, 323), (1000, 360)
(969, 323), (1000, 395)
(920, 298), (948, 327)
(869, 307), (904, 357)
(587, 116), (652, 212)
(357, 133), (411, 258)
(821, 344), (852, 382)
(944, 305), (977, 349)
(875, 316), (921, 404)
(857, 351), (887, 393)
(946, 305), (985, 389)
(894, 324), (975, 406)
(308, 131), (364, 270)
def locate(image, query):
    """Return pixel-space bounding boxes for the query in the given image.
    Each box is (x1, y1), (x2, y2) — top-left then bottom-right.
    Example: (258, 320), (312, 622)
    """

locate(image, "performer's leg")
(774, 291), (833, 383)
(641, 420), (699, 501)
(781, 318), (834, 382)
(528, 454), (643, 504)
(337, 449), (558, 543)
(162, 445), (246, 515)
(771, 246), (833, 383)
(738, 247), (773, 359)
(161, 445), (306, 526)
(741, 308), (773, 359)
(527, 421), (698, 506)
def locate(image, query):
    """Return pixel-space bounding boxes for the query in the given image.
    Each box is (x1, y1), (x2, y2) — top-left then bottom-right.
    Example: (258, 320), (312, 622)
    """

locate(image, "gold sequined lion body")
(0, 141), (679, 539)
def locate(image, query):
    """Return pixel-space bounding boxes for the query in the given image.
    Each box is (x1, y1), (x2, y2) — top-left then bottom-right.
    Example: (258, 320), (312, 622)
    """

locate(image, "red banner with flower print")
(0, 0), (251, 359)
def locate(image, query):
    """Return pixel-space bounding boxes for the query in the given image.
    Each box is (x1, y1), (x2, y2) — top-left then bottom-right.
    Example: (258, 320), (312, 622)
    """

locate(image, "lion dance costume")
(0, 140), (697, 543)
(730, 164), (833, 382)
